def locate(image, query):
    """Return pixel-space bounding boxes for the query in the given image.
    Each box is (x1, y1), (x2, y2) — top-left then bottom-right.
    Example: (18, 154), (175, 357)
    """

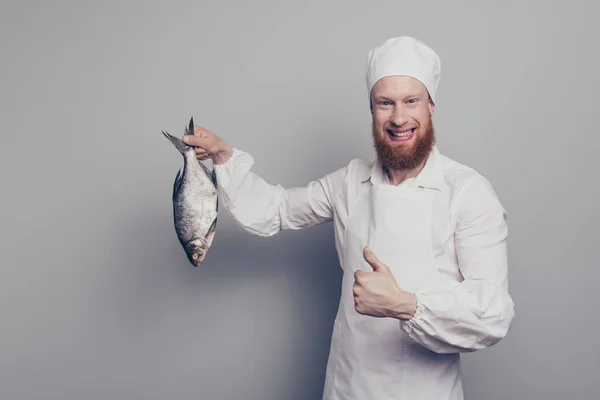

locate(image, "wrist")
(213, 146), (233, 165)
(390, 292), (417, 321)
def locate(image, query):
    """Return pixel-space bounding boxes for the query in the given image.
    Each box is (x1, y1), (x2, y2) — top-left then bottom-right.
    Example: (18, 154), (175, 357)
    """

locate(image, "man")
(183, 36), (516, 400)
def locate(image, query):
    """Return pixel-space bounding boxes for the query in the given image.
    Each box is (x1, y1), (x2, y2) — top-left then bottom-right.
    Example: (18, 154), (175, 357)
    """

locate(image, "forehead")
(371, 75), (428, 98)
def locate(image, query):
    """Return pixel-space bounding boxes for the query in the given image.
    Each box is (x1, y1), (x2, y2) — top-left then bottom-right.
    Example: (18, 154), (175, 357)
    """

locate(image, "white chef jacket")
(213, 145), (516, 399)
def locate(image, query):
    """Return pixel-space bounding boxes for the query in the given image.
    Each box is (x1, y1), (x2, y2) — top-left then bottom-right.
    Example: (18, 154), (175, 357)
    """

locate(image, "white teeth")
(390, 129), (413, 137)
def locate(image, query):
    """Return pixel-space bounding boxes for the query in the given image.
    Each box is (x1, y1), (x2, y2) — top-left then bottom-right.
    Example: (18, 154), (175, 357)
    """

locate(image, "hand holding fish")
(162, 118), (220, 266)
(182, 125), (233, 165)
(353, 247), (417, 320)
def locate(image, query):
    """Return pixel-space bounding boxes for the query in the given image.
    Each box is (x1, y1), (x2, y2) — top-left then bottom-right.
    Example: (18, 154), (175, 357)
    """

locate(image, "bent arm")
(214, 148), (346, 237)
(400, 177), (516, 354)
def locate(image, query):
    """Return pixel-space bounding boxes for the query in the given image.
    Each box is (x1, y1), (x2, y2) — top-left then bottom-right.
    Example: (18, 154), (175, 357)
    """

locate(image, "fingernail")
(183, 136), (188, 143)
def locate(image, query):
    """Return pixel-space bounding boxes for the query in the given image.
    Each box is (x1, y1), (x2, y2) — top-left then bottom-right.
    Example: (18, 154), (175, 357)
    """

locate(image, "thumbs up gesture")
(353, 246), (418, 320)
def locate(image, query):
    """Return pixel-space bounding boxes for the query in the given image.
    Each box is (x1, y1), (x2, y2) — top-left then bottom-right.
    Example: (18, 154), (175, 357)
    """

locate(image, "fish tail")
(162, 130), (189, 154)
(185, 117), (194, 135)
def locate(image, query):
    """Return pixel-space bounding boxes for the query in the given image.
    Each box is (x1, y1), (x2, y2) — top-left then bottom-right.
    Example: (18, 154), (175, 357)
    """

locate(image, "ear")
(428, 96), (435, 115)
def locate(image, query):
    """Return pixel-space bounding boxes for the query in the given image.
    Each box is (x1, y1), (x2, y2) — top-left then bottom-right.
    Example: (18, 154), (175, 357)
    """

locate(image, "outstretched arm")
(183, 125), (346, 236)
(213, 148), (346, 236)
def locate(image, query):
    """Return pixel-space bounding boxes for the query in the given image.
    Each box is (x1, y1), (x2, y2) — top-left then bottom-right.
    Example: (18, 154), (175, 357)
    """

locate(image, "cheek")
(372, 111), (390, 128)
(412, 108), (432, 126)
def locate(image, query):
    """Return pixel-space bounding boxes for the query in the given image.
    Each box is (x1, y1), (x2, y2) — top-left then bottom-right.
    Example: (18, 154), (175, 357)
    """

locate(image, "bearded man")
(183, 36), (516, 400)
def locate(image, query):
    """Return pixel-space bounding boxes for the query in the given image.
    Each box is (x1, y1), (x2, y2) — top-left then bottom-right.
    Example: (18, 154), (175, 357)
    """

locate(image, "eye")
(378, 101), (392, 106)
(407, 98), (417, 104)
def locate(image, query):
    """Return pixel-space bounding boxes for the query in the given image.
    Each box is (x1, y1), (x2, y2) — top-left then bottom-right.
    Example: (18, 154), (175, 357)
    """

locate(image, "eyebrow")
(373, 92), (425, 101)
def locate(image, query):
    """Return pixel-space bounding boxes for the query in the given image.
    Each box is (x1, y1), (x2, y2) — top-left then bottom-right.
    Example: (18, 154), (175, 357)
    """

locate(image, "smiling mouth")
(387, 128), (415, 138)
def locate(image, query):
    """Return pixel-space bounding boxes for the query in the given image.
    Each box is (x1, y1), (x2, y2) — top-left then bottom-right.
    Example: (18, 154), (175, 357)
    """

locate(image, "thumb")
(363, 247), (391, 273)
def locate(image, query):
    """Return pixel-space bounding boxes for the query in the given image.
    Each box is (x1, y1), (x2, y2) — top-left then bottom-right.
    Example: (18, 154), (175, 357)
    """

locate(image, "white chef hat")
(365, 36), (441, 104)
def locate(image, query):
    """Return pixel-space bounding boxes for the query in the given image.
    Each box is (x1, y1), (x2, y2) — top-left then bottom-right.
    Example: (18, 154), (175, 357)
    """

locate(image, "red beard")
(372, 118), (436, 171)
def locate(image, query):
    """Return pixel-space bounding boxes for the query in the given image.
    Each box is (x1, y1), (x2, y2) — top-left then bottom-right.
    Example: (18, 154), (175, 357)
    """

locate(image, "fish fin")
(205, 217), (217, 249)
(162, 130), (189, 154)
(211, 167), (217, 186)
(172, 168), (182, 199)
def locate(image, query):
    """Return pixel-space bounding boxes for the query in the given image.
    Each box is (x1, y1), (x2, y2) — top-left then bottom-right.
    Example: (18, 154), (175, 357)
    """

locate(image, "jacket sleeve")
(213, 148), (346, 237)
(400, 176), (516, 354)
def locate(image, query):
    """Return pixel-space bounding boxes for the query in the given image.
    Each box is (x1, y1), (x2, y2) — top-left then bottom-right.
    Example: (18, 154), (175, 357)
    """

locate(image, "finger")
(355, 303), (364, 314)
(363, 247), (391, 273)
(354, 270), (366, 281)
(193, 125), (211, 138)
(183, 135), (208, 147)
(195, 147), (208, 155)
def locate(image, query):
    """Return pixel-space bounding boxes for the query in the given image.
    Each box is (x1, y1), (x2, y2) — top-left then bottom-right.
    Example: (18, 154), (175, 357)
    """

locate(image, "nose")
(390, 105), (409, 127)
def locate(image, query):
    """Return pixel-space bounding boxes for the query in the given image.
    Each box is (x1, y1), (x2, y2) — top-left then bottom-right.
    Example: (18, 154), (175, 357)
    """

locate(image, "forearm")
(397, 175), (517, 354)
(213, 148), (341, 236)
(214, 148), (286, 236)
(399, 278), (515, 354)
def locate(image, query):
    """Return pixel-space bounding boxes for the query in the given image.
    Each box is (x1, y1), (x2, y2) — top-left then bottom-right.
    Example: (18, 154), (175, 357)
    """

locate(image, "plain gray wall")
(1, 0), (598, 399)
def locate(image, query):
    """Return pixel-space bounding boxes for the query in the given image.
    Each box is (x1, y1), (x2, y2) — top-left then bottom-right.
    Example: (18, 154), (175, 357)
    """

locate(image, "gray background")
(1, 0), (598, 399)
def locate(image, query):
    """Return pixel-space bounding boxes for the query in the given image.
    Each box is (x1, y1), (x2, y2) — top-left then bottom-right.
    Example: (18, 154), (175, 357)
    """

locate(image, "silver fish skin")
(162, 118), (218, 266)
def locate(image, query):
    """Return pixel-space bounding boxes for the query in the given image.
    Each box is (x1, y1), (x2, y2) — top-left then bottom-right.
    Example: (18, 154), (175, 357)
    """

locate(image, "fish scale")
(162, 117), (218, 266)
